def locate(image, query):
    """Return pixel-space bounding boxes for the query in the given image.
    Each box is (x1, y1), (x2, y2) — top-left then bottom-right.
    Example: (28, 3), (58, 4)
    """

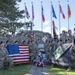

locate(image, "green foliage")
(0, 0), (24, 33)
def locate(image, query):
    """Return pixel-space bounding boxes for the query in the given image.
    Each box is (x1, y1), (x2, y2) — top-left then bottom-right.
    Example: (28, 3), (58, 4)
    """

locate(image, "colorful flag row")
(25, 3), (71, 22)
(52, 4), (71, 19)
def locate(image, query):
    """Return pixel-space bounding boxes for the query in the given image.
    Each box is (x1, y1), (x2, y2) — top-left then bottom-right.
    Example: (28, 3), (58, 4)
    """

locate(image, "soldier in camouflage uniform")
(66, 44), (75, 71)
(60, 30), (67, 44)
(29, 41), (38, 62)
(0, 41), (14, 70)
(9, 32), (18, 44)
(66, 30), (73, 43)
(50, 39), (58, 55)
(45, 41), (52, 62)
(71, 45), (75, 68)
(67, 29), (75, 71)
(50, 39), (58, 67)
(2, 33), (8, 44)
(18, 32), (25, 44)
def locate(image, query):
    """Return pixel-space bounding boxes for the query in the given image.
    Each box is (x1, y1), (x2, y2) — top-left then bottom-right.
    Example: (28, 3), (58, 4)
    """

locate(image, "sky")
(18, 0), (75, 35)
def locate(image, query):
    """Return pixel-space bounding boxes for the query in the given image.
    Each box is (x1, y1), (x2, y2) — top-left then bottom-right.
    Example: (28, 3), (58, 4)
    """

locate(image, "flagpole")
(24, 3), (26, 30)
(31, 2), (33, 30)
(41, 1), (43, 31)
(58, 1), (61, 38)
(67, 0), (69, 30)
(31, 2), (33, 21)
(50, 2), (52, 35)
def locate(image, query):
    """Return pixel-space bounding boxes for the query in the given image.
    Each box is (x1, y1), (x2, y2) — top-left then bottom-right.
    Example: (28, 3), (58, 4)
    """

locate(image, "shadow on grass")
(47, 64), (75, 75)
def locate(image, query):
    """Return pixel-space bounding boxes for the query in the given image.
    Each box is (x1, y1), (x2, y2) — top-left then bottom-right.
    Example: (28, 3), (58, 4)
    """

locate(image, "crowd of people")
(0, 29), (75, 71)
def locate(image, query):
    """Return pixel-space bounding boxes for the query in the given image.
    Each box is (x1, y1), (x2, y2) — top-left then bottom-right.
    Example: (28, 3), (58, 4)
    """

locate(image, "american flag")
(9, 44), (30, 64)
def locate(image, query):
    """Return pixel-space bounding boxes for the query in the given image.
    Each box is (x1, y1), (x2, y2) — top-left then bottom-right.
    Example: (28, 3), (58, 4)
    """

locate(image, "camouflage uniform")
(29, 41), (38, 62)
(66, 35), (73, 43)
(2, 36), (8, 43)
(50, 40), (58, 64)
(9, 36), (16, 44)
(18, 36), (26, 44)
(45, 41), (52, 61)
(67, 30), (75, 71)
(0, 43), (13, 69)
(60, 34), (67, 44)
(70, 45), (75, 68)
(66, 30), (73, 43)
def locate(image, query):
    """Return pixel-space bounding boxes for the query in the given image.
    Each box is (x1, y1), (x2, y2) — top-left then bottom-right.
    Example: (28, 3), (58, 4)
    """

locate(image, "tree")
(0, 0), (24, 33)
(25, 21), (34, 30)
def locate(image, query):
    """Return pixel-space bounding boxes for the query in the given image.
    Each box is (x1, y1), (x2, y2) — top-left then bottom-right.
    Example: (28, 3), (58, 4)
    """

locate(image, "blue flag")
(51, 4), (57, 19)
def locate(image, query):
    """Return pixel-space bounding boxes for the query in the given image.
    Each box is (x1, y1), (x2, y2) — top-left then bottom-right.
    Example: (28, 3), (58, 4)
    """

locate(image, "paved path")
(29, 66), (49, 75)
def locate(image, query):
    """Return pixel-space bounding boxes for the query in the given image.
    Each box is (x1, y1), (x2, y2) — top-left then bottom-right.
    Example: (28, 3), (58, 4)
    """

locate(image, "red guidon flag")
(41, 5), (45, 22)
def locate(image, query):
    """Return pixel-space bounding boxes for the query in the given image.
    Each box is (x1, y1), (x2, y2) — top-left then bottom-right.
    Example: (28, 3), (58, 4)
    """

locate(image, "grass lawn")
(0, 64), (33, 75)
(0, 63), (75, 75)
(48, 65), (75, 75)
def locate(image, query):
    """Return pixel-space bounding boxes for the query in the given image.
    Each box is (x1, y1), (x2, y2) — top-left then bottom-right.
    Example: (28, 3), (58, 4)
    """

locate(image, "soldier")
(9, 32), (18, 44)
(50, 39), (58, 67)
(73, 28), (75, 44)
(0, 41), (14, 70)
(29, 41), (38, 62)
(60, 30), (67, 44)
(45, 41), (52, 62)
(5, 40), (10, 47)
(66, 44), (75, 71)
(2, 33), (8, 43)
(67, 29), (75, 71)
(71, 45), (75, 68)
(57, 39), (63, 46)
(66, 30), (73, 43)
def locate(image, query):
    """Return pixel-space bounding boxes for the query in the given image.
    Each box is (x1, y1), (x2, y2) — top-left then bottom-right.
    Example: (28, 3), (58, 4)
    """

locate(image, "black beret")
(15, 40), (18, 43)
(0, 41), (4, 44)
